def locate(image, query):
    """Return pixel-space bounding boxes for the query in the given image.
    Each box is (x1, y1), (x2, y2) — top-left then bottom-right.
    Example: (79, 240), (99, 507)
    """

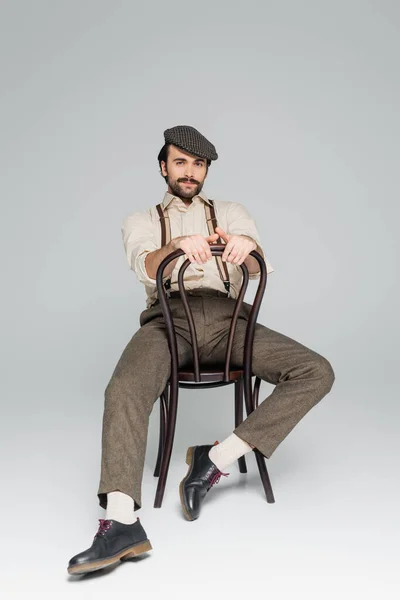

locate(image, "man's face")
(161, 144), (208, 200)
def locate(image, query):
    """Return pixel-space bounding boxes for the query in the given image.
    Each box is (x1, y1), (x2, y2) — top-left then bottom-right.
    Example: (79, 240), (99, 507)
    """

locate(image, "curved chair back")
(155, 244), (268, 386)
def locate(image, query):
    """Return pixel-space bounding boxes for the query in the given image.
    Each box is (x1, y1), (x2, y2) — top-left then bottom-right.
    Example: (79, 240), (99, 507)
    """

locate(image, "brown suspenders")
(155, 200), (230, 296)
(204, 201), (230, 294)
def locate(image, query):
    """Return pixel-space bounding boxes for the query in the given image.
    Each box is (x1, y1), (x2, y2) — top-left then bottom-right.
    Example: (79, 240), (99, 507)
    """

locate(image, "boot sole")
(179, 446), (196, 521)
(67, 539), (153, 575)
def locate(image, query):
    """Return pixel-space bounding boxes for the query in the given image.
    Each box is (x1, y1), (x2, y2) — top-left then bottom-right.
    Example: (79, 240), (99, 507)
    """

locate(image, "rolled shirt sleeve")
(122, 210), (159, 286)
(225, 202), (275, 279)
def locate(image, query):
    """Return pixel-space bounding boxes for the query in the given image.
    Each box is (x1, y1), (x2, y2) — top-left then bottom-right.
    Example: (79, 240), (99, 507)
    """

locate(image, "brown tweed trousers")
(97, 289), (335, 510)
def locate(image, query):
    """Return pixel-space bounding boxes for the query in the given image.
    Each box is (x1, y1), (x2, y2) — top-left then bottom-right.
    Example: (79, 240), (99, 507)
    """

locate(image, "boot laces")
(208, 468), (229, 488)
(94, 518), (112, 539)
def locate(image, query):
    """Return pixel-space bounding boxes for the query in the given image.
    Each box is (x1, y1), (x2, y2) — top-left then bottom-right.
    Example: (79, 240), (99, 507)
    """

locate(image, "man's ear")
(161, 161), (168, 177)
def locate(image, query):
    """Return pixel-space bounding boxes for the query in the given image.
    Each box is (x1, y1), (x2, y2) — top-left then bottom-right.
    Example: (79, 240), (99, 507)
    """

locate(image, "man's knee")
(315, 355), (335, 394)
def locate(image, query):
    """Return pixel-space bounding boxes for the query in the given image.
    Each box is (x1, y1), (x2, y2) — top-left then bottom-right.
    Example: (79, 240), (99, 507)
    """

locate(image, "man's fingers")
(215, 227), (229, 241)
(203, 245), (212, 260)
(222, 241), (236, 262)
(204, 234), (219, 260)
(191, 243), (209, 263)
(183, 234), (222, 264)
(205, 233), (219, 242)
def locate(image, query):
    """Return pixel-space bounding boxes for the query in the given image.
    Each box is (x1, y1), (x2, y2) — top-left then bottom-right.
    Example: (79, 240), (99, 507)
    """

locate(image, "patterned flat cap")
(163, 125), (218, 161)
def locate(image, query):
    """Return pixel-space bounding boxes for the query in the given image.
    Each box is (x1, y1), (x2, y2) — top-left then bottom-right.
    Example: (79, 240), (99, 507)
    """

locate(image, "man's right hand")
(172, 233), (220, 264)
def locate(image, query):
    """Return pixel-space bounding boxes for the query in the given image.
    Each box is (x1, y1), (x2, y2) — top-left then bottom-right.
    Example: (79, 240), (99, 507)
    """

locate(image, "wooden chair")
(153, 244), (275, 508)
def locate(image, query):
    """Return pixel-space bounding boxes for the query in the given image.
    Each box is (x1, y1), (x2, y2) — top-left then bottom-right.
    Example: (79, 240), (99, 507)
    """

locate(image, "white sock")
(208, 433), (253, 472)
(105, 491), (136, 524)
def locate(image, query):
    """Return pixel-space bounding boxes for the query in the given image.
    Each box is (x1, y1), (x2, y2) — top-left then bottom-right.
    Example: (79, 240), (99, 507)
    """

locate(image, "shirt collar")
(161, 189), (212, 209)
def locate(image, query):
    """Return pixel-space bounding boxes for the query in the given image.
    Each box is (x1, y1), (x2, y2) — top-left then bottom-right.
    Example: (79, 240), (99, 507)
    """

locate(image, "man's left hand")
(215, 227), (257, 265)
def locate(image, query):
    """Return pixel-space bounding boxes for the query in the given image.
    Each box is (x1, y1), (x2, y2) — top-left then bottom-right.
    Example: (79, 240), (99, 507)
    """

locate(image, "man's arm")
(144, 233), (220, 280)
(241, 236), (265, 274)
(144, 240), (180, 281)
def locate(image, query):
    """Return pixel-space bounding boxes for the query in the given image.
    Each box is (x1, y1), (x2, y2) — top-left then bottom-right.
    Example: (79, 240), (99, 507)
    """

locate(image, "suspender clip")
(224, 281), (231, 298)
(164, 277), (171, 298)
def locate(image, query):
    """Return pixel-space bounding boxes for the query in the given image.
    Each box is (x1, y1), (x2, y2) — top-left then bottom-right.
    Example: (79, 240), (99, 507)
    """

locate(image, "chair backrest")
(155, 244), (268, 383)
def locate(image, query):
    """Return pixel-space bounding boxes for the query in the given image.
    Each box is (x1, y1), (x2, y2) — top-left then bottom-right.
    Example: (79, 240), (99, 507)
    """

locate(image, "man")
(67, 125), (335, 575)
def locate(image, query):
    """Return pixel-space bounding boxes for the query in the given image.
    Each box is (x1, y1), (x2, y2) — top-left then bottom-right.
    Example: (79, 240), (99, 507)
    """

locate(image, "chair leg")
(244, 374), (275, 504)
(235, 378), (247, 473)
(251, 377), (274, 502)
(254, 449), (275, 503)
(153, 388), (168, 477)
(154, 377), (179, 508)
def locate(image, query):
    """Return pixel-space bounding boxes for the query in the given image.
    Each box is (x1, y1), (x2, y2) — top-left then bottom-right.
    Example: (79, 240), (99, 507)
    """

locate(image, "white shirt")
(122, 189), (274, 308)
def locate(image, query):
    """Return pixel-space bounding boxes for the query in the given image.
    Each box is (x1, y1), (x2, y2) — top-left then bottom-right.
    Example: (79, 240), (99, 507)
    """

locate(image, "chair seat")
(178, 368), (243, 383)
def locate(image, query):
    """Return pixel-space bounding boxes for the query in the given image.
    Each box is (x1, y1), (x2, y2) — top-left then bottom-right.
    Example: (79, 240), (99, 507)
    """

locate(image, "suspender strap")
(156, 200), (231, 295)
(156, 203), (171, 246)
(204, 200), (231, 295)
(156, 203), (171, 291)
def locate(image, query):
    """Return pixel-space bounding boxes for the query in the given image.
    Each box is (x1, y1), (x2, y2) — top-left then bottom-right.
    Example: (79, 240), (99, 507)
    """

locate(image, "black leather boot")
(67, 518), (152, 575)
(179, 444), (229, 521)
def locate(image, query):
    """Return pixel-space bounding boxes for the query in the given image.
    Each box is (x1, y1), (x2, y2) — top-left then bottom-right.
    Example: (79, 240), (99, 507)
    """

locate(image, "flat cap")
(163, 125), (218, 161)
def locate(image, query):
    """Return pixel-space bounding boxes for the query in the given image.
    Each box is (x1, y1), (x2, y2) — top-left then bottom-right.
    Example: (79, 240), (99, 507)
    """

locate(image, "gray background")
(1, 1), (399, 598)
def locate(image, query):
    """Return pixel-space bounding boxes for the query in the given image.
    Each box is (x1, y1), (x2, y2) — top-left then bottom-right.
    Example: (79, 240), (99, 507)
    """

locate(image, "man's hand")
(215, 227), (257, 265)
(172, 233), (219, 264)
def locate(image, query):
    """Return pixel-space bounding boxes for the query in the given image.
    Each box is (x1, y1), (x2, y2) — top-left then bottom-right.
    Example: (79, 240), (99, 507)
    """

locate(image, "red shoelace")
(94, 518), (112, 539)
(208, 469), (229, 487)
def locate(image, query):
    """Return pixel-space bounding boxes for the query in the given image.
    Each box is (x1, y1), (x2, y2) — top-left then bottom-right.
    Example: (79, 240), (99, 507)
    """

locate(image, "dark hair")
(157, 144), (211, 183)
